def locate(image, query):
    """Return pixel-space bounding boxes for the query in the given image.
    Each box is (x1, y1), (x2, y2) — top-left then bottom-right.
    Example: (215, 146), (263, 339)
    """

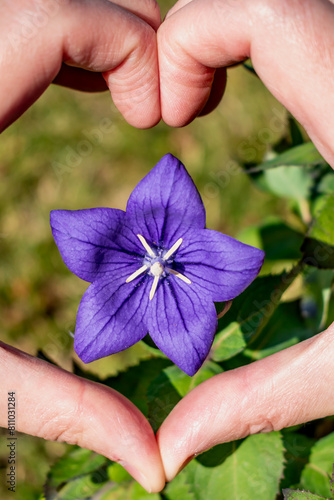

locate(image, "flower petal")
(126, 154), (206, 247)
(50, 209), (145, 282)
(146, 278), (217, 376)
(176, 228), (265, 301)
(74, 273), (151, 363)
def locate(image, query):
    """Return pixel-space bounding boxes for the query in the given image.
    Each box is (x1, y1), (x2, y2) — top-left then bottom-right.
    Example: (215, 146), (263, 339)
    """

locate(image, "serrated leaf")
(48, 471), (108, 500)
(302, 195), (334, 269)
(163, 472), (196, 500)
(300, 432), (334, 498)
(167, 432), (284, 500)
(147, 362), (222, 432)
(283, 489), (328, 499)
(45, 447), (107, 490)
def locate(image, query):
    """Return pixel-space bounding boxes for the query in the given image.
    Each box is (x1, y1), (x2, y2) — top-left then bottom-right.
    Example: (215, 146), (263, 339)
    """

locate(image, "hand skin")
(0, 342), (165, 493)
(0, 0), (161, 131)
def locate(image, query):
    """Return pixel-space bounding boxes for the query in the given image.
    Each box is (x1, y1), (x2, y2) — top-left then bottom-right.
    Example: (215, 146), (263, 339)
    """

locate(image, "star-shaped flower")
(50, 154), (264, 376)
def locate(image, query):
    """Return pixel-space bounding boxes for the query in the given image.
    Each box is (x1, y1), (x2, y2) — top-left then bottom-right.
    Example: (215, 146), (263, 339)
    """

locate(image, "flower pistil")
(126, 234), (191, 300)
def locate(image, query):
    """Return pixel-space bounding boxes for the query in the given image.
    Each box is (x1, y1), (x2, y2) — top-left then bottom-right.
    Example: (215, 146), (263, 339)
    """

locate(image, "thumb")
(157, 324), (334, 482)
(0, 342), (165, 493)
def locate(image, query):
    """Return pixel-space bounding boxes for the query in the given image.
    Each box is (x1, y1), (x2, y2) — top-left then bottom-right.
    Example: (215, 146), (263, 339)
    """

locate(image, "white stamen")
(166, 268), (191, 284)
(126, 265), (149, 283)
(137, 234), (156, 257)
(149, 275), (160, 300)
(163, 238), (183, 261)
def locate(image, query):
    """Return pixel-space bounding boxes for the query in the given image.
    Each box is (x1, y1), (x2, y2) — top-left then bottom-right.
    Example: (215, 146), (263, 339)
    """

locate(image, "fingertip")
(103, 24), (161, 129)
(158, 18), (217, 127)
(157, 415), (194, 482)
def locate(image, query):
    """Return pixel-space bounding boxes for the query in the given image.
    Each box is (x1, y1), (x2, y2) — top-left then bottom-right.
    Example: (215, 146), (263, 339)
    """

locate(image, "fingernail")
(118, 461), (152, 493)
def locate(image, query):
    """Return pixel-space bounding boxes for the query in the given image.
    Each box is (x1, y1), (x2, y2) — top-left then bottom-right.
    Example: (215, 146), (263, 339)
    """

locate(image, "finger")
(110, 0), (161, 30)
(0, 0), (160, 130)
(158, 0), (334, 166)
(0, 342), (165, 493)
(157, 323), (334, 481)
(164, 0), (192, 18)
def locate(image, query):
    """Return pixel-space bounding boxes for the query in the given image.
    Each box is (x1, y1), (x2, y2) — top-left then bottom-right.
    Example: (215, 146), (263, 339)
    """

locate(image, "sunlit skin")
(0, 0), (334, 492)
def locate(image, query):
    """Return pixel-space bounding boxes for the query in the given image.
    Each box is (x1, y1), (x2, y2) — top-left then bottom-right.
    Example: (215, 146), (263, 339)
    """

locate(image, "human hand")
(0, 341), (165, 492)
(0, 0), (161, 131)
(158, 0), (334, 167)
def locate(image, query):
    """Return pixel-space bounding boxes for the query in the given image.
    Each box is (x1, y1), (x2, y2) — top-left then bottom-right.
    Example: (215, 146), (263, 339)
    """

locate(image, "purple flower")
(50, 154), (264, 376)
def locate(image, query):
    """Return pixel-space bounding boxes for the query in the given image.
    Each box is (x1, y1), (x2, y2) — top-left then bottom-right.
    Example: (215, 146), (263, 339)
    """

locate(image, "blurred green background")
(0, 1), (295, 497)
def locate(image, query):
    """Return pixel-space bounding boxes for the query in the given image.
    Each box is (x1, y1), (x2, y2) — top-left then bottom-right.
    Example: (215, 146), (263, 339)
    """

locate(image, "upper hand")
(157, 0), (334, 167)
(0, 0), (161, 131)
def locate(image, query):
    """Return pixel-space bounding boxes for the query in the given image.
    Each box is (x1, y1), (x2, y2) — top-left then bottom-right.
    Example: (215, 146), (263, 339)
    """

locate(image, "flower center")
(150, 261), (164, 276)
(125, 234), (191, 300)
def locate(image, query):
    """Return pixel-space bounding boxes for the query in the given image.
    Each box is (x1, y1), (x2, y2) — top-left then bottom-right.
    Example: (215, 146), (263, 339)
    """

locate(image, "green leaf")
(283, 489), (328, 499)
(280, 433), (315, 490)
(250, 142), (325, 172)
(163, 473), (196, 500)
(288, 115), (305, 147)
(257, 222), (304, 261)
(99, 482), (161, 500)
(317, 173), (334, 194)
(300, 432), (334, 498)
(243, 300), (312, 361)
(302, 268), (334, 331)
(47, 470), (108, 500)
(212, 321), (247, 361)
(74, 358), (171, 416)
(214, 268), (304, 362)
(45, 447), (107, 490)
(302, 195), (334, 269)
(259, 166), (313, 201)
(165, 432), (284, 500)
(107, 463), (132, 483)
(147, 362), (222, 432)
